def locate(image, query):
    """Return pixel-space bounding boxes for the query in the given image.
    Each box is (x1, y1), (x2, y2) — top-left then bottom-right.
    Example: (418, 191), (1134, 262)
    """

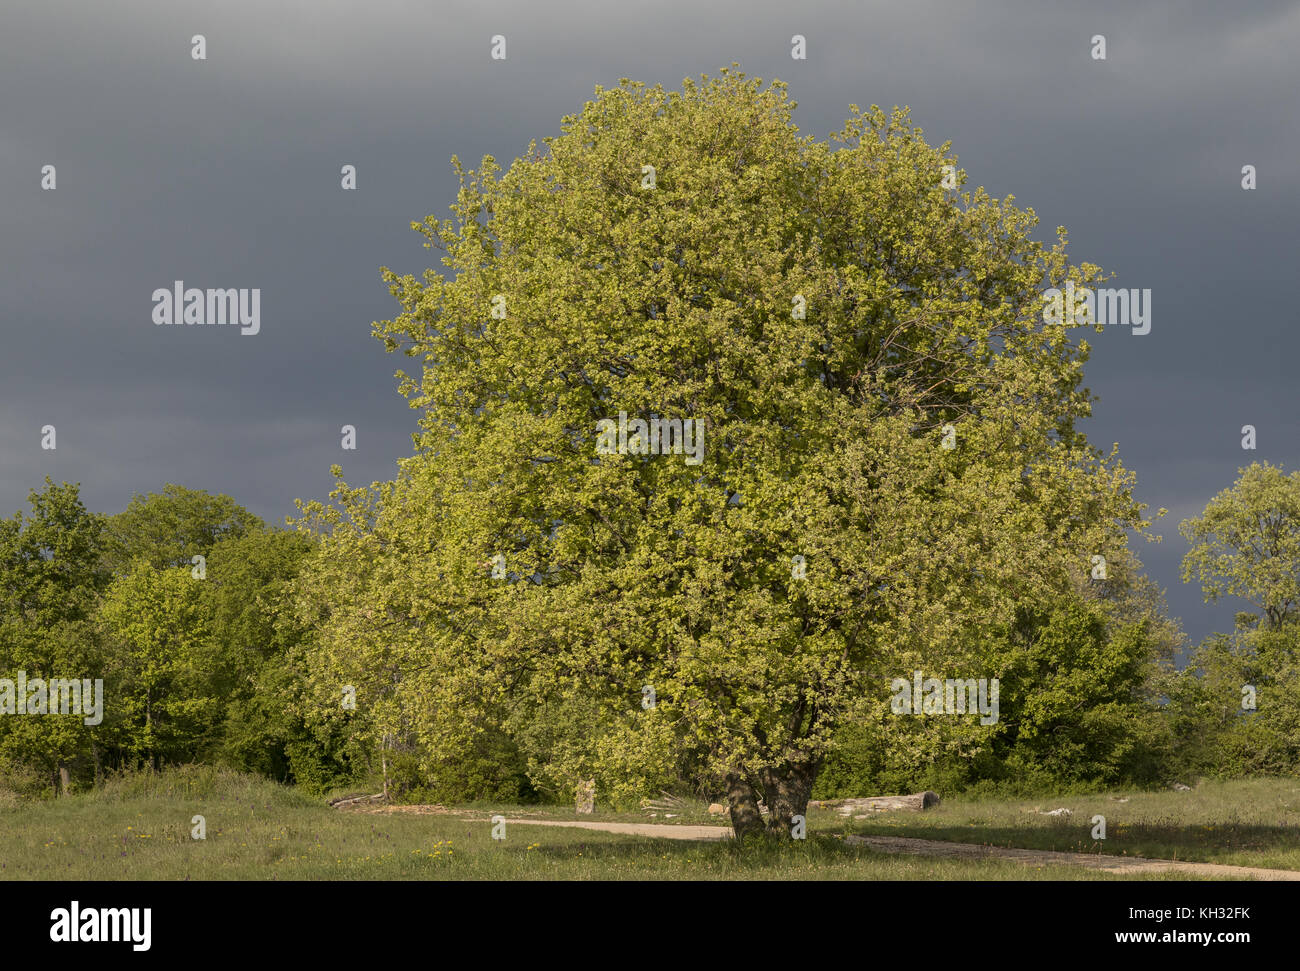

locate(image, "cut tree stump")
(808, 791), (940, 814)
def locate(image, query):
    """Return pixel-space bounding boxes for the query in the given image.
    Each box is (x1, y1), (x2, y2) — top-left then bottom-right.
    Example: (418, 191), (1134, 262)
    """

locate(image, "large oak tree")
(299, 69), (1154, 838)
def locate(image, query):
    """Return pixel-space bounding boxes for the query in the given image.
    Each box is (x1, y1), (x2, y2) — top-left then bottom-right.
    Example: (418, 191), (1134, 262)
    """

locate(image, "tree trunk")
(725, 772), (765, 839)
(146, 693), (154, 771)
(58, 764), (71, 796)
(759, 758), (819, 838)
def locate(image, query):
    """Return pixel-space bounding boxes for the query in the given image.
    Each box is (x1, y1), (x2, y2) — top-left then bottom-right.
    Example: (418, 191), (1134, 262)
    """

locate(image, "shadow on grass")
(845, 820), (1300, 864)
(525, 832), (874, 866)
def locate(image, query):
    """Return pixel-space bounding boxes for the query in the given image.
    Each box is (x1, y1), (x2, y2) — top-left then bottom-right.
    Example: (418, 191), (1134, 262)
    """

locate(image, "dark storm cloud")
(2, 0), (1296, 647)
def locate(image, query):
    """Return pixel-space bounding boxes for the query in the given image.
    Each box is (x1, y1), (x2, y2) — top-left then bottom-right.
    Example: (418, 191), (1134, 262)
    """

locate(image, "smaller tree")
(1172, 463), (1300, 777)
(104, 484), (263, 573)
(205, 528), (362, 787)
(99, 564), (220, 769)
(0, 479), (109, 795)
(1181, 462), (1300, 634)
(204, 528), (313, 692)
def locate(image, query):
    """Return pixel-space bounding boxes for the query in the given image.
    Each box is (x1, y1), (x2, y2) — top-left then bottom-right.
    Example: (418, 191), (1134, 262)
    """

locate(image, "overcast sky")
(3, 0), (1297, 650)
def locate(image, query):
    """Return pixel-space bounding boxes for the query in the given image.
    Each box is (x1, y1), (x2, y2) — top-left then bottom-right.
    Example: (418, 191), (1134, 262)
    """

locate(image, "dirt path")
(497, 815), (1300, 879)
(348, 805), (1300, 879)
(841, 834), (1300, 881)
(349, 803), (733, 839)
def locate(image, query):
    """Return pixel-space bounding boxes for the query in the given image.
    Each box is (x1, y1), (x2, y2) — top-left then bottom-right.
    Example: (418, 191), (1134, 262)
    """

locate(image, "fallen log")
(328, 792), (387, 808)
(809, 791), (940, 814)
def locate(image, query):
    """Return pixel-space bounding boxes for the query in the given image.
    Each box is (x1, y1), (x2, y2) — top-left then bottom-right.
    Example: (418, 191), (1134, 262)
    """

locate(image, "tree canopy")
(293, 68), (1156, 837)
(1181, 461), (1300, 633)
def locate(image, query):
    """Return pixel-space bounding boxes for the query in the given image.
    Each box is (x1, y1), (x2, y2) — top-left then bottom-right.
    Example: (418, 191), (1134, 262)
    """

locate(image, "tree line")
(2, 464), (1296, 810)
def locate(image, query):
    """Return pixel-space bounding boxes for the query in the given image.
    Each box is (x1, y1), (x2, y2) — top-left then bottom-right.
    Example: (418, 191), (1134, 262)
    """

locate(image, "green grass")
(1, 767), (1293, 880)
(830, 778), (1300, 871)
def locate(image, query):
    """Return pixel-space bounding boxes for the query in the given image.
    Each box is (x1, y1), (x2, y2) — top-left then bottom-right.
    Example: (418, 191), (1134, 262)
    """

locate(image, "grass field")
(3, 767), (1297, 880)
(843, 780), (1300, 872)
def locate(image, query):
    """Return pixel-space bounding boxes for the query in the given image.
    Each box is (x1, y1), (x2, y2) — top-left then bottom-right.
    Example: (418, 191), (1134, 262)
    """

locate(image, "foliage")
(0, 480), (110, 793)
(1169, 463), (1300, 777)
(98, 563), (220, 767)
(1181, 462), (1300, 632)
(295, 68), (1157, 835)
(103, 483), (263, 573)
